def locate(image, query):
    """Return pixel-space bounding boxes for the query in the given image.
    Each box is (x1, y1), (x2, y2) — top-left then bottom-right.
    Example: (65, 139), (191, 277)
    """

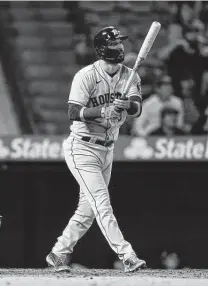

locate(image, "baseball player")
(46, 26), (146, 273)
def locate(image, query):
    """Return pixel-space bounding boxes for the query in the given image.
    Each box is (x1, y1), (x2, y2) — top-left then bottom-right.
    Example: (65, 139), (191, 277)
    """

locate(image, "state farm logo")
(0, 137), (65, 161)
(0, 139), (10, 159)
(124, 138), (154, 160)
(124, 137), (208, 160)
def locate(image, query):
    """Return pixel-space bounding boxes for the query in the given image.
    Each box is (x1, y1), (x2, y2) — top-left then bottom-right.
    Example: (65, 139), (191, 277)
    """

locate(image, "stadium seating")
(7, 1), (78, 134)
(0, 1), (169, 134)
(0, 63), (20, 135)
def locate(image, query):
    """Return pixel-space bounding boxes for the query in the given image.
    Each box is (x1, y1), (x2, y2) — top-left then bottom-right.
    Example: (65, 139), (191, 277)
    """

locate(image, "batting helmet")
(93, 26), (128, 64)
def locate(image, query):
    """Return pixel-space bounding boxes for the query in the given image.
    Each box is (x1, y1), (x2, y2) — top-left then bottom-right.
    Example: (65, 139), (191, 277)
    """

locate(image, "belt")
(81, 136), (114, 147)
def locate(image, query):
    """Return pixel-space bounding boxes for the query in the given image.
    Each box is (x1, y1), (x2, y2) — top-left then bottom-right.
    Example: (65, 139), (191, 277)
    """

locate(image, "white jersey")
(68, 60), (142, 142)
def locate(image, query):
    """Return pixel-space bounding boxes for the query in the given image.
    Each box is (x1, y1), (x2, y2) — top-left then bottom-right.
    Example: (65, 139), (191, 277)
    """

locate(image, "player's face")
(105, 39), (125, 64)
(108, 39), (124, 52)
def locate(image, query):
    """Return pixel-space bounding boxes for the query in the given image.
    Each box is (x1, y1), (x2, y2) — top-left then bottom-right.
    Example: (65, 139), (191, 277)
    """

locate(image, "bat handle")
(122, 71), (136, 99)
(121, 57), (143, 99)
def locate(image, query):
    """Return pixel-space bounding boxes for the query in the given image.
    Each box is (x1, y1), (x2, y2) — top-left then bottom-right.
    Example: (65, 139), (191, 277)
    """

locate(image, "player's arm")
(114, 73), (142, 118)
(68, 72), (102, 121)
(68, 103), (121, 121)
(68, 103), (102, 121)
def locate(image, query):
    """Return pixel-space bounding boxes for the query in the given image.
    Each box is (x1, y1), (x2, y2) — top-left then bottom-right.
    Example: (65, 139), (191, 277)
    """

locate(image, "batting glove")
(101, 106), (121, 120)
(114, 98), (130, 110)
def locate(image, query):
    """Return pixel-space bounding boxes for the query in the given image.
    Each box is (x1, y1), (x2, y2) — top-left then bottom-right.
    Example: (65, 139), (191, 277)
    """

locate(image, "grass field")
(1, 269), (208, 286)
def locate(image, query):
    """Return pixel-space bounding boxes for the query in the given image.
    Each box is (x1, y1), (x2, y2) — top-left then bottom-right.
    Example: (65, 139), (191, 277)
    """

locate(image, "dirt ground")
(1, 269), (208, 286)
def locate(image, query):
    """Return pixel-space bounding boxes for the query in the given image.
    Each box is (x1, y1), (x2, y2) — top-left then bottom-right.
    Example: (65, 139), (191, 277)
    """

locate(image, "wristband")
(80, 107), (87, 122)
(127, 101), (142, 117)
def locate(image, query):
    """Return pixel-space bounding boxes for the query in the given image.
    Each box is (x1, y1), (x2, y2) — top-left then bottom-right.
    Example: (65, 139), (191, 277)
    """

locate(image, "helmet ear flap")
(96, 45), (107, 59)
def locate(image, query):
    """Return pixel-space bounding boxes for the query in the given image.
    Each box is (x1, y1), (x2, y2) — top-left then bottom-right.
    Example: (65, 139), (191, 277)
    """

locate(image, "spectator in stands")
(120, 55), (163, 135)
(158, 19), (208, 106)
(169, 1), (197, 27)
(188, 69), (208, 135)
(181, 77), (199, 133)
(191, 111), (208, 135)
(149, 107), (185, 136)
(131, 75), (184, 137)
(138, 59), (164, 99)
(124, 52), (164, 99)
(199, 1), (208, 31)
(190, 93), (208, 135)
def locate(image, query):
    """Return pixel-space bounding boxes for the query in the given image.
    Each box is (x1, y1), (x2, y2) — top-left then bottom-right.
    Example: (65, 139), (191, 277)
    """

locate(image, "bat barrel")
(138, 21), (161, 60)
(122, 21), (161, 99)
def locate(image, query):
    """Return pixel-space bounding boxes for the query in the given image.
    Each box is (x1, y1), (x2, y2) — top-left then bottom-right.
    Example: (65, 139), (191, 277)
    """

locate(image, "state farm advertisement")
(0, 135), (208, 161)
(121, 136), (208, 161)
(0, 136), (65, 161)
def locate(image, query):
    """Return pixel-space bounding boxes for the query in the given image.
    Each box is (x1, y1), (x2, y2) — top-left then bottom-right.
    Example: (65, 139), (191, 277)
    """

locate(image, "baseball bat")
(121, 21), (161, 99)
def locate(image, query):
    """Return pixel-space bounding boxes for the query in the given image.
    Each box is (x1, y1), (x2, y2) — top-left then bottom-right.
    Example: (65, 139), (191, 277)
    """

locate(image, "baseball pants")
(52, 134), (135, 261)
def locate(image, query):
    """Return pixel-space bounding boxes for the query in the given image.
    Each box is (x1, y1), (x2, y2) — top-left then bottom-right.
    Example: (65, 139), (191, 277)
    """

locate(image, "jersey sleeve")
(68, 71), (91, 107)
(126, 73), (142, 101)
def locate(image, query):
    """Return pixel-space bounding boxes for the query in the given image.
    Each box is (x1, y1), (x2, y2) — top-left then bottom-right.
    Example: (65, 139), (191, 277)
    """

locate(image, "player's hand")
(101, 106), (121, 120)
(114, 98), (130, 110)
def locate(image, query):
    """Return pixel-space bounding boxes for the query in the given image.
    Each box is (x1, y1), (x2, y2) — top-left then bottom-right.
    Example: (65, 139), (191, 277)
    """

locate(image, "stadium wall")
(0, 161), (208, 269)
